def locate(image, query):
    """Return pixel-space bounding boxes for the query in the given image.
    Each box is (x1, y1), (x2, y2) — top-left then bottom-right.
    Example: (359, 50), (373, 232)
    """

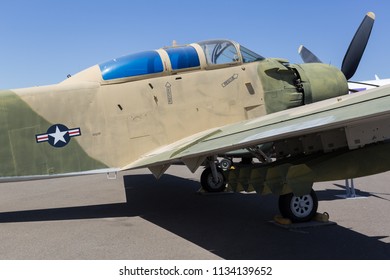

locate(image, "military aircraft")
(1, 11), (388, 223)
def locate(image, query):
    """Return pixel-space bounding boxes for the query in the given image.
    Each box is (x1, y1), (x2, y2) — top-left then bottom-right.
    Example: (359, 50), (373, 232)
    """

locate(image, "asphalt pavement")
(0, 165), (389, 259)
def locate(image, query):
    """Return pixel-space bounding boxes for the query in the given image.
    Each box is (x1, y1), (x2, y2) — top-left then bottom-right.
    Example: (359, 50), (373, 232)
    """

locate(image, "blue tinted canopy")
(99, 51), (164, 81)
(165, 46), (200, 70)
(98, 40), (263, 81)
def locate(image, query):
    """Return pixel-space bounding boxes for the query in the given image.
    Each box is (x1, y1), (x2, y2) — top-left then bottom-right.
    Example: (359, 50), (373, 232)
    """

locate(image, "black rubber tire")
(278, 189), (318, 223)
(200, 167), (226, 192)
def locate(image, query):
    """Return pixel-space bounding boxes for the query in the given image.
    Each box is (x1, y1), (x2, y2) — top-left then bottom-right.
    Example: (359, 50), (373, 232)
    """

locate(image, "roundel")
(35, 124), (81, 148)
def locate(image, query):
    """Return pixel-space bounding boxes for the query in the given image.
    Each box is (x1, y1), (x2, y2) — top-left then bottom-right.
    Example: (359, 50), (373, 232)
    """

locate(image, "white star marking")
(49, 126), (67, 145)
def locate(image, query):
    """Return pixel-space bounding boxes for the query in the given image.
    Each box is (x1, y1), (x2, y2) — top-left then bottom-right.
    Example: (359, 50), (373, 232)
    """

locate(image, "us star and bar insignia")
(36, 124), (81, 148)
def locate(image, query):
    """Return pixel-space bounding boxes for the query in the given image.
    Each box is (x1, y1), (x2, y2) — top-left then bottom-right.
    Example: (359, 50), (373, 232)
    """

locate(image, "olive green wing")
(123, 85), (390, 178)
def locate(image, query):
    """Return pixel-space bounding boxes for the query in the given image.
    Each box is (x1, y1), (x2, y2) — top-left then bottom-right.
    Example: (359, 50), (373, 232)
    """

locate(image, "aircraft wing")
(123, 85), (390, 178)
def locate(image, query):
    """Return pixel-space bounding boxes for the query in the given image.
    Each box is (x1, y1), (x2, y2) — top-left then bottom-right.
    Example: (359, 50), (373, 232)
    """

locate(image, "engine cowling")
(293, 63), (349, 104)
(257, 59), (349, 114)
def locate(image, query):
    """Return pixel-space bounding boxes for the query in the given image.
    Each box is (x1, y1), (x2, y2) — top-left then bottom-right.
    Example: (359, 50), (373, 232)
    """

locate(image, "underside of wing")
(123, 85), (390, 183)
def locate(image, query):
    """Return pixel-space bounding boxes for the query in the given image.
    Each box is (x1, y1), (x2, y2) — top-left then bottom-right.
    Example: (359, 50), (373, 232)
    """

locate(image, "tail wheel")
(200, 167), (226, 193)
(278, 189), (318, 223)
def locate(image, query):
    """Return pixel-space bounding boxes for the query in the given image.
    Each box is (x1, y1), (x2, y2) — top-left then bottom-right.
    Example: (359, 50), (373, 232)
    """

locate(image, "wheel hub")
(291, 195), (314, 218)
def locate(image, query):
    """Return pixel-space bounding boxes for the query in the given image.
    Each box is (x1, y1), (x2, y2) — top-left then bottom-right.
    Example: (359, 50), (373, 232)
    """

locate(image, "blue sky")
(0, 0), (389, 88)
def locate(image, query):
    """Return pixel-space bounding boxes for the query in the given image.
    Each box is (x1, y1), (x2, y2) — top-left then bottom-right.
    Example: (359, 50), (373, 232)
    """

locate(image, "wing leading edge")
(123, 85), (390, 181)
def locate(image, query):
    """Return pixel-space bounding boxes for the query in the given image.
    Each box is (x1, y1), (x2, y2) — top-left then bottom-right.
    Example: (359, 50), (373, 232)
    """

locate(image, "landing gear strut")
(278, 189), (318, 223)
(199, 154), (319, 223)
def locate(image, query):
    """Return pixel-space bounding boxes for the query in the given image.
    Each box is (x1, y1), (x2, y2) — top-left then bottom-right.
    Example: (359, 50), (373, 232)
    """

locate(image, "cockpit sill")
(62, 39), (265, 86)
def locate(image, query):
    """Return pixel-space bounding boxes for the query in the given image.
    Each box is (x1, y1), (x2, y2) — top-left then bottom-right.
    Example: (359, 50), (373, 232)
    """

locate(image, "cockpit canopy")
(100, 51), (165, 80)
(198, 40), (264, 65)
(98, 40), (264, 82)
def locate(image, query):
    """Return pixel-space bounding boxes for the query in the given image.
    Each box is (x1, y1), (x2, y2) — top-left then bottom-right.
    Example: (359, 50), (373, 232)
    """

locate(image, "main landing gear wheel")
(200, 167), (227, 193)
(278, 189), (318, 223)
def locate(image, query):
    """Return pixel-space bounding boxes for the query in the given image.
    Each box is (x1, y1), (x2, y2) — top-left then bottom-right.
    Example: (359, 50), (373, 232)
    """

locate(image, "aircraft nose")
(294, 63), (349, 104)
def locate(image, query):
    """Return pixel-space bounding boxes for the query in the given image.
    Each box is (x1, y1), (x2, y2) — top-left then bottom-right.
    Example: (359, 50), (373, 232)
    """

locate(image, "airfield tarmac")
(0, 165), (389, 260)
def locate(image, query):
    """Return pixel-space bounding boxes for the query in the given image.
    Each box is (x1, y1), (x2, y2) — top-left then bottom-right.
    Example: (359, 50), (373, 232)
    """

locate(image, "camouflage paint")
(257, 60), (348, 114)
(0, 90), (108, 178)
(227, 142), (390, 196)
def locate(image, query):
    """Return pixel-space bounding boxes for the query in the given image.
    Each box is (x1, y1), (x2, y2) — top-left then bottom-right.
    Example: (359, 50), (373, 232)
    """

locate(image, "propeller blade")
(298, 45), (322, 63)
(341, 12), (375, 80)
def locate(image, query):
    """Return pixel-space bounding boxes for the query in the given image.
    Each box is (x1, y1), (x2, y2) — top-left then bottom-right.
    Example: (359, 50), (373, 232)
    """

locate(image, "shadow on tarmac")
(0, 173), (389, 259)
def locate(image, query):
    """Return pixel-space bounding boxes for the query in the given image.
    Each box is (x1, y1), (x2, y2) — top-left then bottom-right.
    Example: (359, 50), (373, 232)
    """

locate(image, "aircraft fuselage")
(0, 39), (347, 180)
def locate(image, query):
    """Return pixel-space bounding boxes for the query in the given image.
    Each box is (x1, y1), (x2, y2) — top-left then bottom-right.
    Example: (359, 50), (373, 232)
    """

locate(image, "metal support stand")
(336, 178), (366, 199)
(345, 178), (356, 198)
